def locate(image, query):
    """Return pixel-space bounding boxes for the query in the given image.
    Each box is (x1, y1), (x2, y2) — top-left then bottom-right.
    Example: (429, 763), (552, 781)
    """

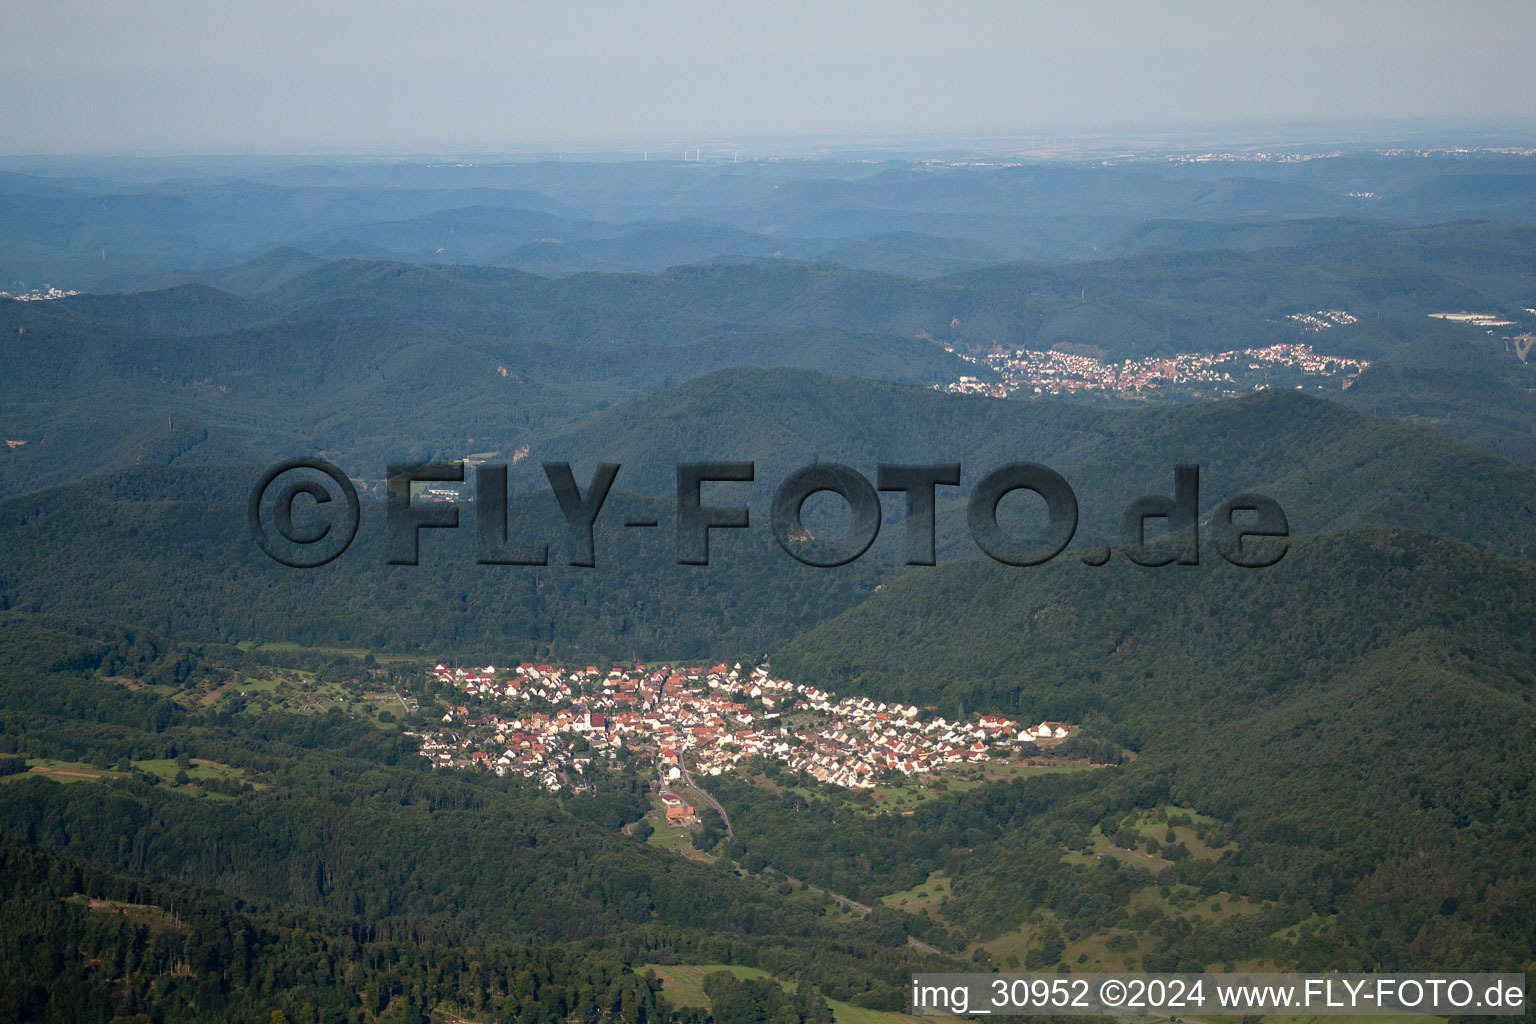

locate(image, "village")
(938, 339), (1369, 399)
(407, 661), (1072, 795)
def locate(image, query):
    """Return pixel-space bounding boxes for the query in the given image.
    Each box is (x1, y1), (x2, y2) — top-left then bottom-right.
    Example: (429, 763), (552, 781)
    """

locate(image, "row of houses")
(940, 341), (1369, 400)
(413, 661), (1074, 792)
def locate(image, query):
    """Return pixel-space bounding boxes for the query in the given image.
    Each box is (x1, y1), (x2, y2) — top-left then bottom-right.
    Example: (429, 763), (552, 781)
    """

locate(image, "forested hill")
(6, 212), (1536, 502)
(8, 154), (1536, 290)
(769, 526), (1536, 968)
(128, 228), (1536, 362)
(2, 373), (1535, 657)
(773, 524), (1536, 729)
(1338, 334), (1536, 466)
(519, 367), (1536, 559)
(0, 839), (677, 1024)
(0, 280), (975, 499)
(0, 474), (888, 657)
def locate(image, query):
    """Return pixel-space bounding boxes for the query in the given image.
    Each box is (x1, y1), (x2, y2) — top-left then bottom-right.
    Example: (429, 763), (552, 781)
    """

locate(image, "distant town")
(411, 661), (1070, 793)
(1428, 310), (1518, 327)
(939, 337), (1370, 400)
(0, 286), (78, 301)
(1161, 145), (1536, 165)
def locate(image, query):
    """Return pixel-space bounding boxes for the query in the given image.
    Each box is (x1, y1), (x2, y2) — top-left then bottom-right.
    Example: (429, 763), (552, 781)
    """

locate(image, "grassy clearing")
(867, 760), (1096, 811)
(198, 671), (413, 730)
(64, 895), (186, 932)
(1063, 806), (1233, 875)
(2, 755), (262, 799)
(4, 759), (126, 784)
(746, 758), (1098, 816)
(645, 818), (699, 855)
(825, 999), (924, 1024)
(133, 757), (244, 783)
(982, 758), (1097, 780)
(975, 861), (1272, 972)
(878, 870), (951, 916)
(1051, 884), (1275, 969)
(235, 640), (424, 666)
(638, 963), (778, 1007)
(132, 757), (265, 796)
(641, 795), (718, 863)
(1115, 804), (1232, 860)
(971, 909), (1064, 967)
(976, 909), (1150, 973)
(1269, 912), (1335, 942)
(1128, 884), (1263, 927)
(1063, 825), (1179, 870)
(636, 964), (923, 1024)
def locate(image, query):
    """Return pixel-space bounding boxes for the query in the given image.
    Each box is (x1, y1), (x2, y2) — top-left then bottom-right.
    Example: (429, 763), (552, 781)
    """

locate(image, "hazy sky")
(3, 0), (1534, 154)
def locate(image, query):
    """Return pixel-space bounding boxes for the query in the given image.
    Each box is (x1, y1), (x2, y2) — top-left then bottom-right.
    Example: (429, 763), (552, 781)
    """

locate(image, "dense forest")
(772, 528), (1536, 971)
(3, 371), (1536, 659)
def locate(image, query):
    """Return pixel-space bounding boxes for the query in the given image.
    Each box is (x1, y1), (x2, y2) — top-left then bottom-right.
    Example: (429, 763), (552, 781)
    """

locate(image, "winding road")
(678, 762), (733, 838)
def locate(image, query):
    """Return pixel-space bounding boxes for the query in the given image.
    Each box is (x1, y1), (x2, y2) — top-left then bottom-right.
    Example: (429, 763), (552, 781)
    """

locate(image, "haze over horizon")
(3, 0), (1535, 156)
